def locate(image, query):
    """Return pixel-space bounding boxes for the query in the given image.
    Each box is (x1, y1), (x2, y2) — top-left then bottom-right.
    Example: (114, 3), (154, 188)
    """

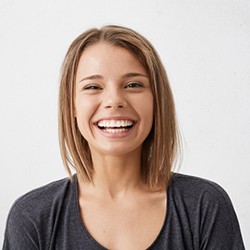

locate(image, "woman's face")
(74, 42), (153, 157)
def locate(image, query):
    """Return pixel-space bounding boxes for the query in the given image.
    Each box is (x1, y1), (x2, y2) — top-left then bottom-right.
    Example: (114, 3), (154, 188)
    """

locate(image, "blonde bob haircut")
(59, 25), (181, 188)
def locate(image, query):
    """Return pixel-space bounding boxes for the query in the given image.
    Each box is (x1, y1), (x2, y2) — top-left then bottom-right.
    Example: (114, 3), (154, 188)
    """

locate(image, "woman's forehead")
(75, 43), (148, 81)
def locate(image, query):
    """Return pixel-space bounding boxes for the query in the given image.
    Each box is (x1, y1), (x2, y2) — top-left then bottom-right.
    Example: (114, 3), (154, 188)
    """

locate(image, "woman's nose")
(103, 89), (128, 109)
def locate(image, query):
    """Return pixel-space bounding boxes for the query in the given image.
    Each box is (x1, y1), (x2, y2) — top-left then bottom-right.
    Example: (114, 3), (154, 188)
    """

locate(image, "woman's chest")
(79, 193), (167, 250)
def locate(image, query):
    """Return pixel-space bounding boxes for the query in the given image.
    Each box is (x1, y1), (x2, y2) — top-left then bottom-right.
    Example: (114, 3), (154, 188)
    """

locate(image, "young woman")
(3, 25), (245, 249)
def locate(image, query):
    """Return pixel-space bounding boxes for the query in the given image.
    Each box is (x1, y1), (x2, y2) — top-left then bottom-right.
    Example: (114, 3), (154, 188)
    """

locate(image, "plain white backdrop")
(1, 0), (249, 248)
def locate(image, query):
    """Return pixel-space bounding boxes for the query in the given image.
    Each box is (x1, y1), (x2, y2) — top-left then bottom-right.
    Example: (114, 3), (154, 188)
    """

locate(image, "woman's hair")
(59, 25), (181, 188)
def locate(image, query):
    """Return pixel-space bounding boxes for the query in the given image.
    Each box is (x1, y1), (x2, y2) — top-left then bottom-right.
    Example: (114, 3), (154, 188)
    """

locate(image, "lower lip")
(95, 124), (136, 138)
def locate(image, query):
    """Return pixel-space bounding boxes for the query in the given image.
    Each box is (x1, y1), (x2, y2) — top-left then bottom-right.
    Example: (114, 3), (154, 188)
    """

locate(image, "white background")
(0, 0), (249, 248)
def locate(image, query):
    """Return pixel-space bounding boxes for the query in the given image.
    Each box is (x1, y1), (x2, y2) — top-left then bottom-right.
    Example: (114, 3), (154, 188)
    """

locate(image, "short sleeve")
(3, 200), (40, 250)
(2, 177), (71, 250)
(165, 174), (246, 250)
(198, 181), (245, 250)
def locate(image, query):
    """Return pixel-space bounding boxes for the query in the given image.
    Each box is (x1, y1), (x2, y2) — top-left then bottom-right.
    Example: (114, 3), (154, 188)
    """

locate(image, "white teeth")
(97, 120), (133, 128)
(104, 128), (128, 133)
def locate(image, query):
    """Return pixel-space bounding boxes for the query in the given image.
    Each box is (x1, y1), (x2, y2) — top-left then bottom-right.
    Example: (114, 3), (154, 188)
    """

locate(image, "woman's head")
(59, 25), (181, 187)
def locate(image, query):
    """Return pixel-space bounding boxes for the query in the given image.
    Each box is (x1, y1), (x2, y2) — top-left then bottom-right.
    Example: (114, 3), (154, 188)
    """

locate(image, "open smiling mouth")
(96, 120), (135, 133)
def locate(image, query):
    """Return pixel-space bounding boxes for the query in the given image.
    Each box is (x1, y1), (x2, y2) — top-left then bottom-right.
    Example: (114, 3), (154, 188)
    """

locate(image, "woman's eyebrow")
(79, 72), (148, 83)
(79, 74), (103, 83)
(122, 72), (148, 79)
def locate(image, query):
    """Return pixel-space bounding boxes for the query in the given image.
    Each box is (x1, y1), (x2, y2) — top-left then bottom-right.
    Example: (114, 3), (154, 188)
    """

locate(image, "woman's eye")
(82, 85), (102, 91)
(125, 82), (144, 88)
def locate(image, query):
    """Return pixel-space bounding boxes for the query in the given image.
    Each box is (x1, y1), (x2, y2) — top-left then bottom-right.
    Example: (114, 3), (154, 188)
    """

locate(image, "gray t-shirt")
(3, 174), (245, 249)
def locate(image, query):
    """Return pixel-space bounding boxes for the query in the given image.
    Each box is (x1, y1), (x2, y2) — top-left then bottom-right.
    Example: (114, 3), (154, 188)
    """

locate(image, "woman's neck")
(78, 150), (146, 200)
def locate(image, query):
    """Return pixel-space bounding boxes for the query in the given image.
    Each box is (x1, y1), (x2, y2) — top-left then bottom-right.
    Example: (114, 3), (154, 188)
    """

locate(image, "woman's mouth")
(96, 119), (135, 134)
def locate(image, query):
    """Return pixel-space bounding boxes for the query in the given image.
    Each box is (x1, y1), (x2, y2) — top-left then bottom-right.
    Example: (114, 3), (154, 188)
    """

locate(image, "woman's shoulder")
(169, 173), (233, 206)
(171, 173), (228, 193)
(12, 177), (71, 210)
(7, 176), (73, 225)
(3, 177), (74, 249)
(165, 173), (245, 249)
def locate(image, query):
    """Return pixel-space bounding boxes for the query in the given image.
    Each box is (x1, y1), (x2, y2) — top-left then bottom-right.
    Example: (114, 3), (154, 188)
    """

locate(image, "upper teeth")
(97, 120), (133, 128)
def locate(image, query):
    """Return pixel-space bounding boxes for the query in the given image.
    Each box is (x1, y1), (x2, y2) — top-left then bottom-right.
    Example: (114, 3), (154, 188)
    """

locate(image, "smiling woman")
(3, 25), (245, 249)
(59, 26), (179, 190)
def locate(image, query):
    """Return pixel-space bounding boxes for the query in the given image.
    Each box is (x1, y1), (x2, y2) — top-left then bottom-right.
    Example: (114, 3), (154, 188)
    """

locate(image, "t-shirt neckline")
(72, 174), (170, 249)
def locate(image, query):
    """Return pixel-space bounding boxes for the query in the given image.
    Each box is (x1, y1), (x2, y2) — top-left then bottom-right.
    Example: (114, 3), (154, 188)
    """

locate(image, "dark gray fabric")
(3, 174), (245, 250)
